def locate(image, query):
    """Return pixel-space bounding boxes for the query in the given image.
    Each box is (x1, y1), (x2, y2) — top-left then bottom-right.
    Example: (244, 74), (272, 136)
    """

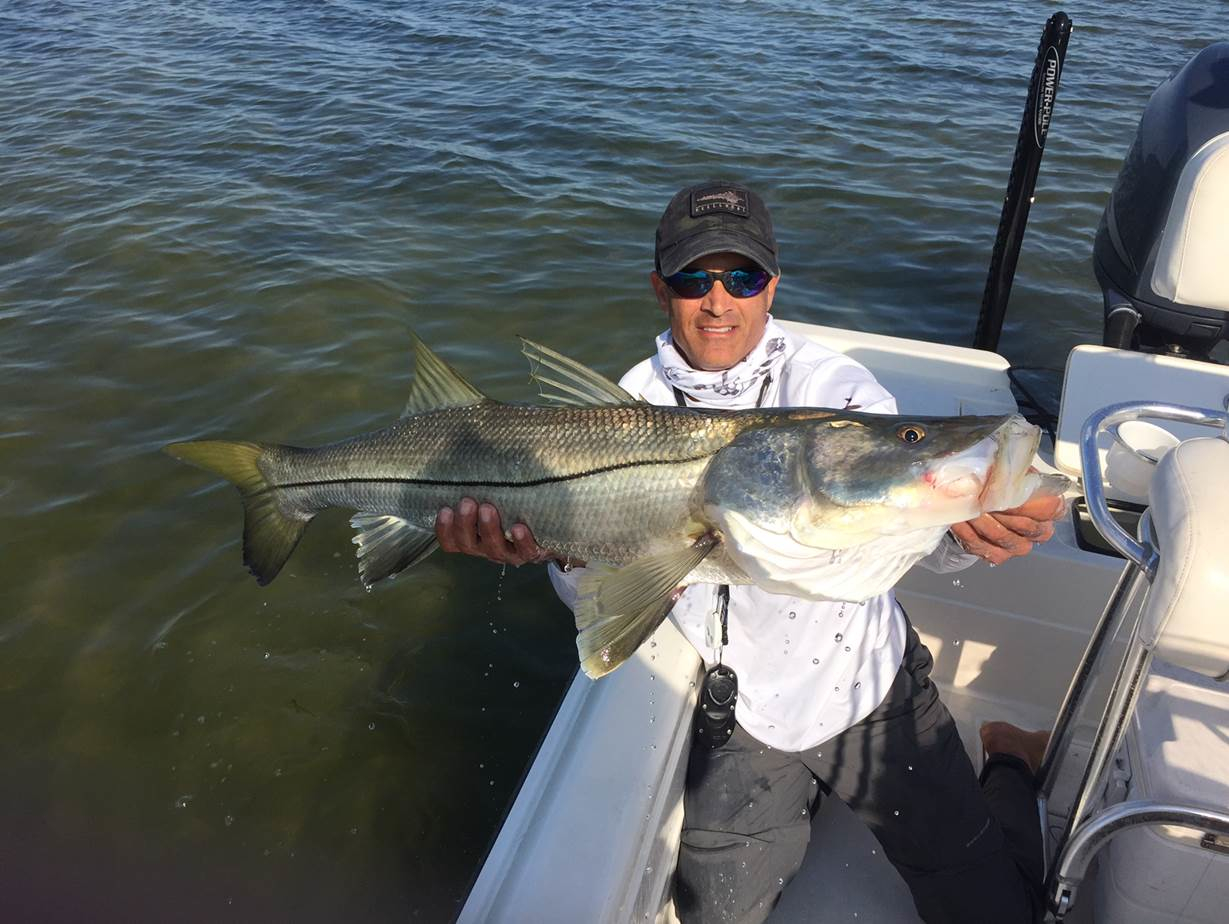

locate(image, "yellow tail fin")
(164, 440), (308, 585)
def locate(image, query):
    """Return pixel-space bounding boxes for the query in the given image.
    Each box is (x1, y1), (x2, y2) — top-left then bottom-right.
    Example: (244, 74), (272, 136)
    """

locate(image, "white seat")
(1141, 436), (1229, 678)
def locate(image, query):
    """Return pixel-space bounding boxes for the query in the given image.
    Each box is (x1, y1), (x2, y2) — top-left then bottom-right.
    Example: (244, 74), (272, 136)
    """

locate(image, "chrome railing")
(1041, 399), (1229, 919)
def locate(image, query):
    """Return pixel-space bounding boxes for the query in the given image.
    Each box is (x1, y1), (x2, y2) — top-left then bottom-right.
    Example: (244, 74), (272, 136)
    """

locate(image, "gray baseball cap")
(654, 181), (779, 277)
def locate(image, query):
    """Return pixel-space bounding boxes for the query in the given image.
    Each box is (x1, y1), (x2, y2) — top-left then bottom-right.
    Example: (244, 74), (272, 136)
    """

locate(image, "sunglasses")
(663, 267), (771, 299)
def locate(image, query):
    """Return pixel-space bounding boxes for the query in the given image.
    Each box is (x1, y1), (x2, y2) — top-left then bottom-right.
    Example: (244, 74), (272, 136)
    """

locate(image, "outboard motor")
(1095, 42), (1229, 360)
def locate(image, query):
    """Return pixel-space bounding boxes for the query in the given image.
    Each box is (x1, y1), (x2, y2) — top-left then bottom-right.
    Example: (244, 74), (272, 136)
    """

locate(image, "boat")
(458, 30), (1229, 924)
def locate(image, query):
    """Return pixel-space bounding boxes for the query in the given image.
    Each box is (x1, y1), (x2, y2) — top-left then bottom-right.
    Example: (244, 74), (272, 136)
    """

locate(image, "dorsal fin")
(403, 333), (489, 416)
(519, 337), (638, 406)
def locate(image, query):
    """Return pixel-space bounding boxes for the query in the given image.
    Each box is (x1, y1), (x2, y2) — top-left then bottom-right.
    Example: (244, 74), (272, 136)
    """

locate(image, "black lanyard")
(671, 373), (773, 661)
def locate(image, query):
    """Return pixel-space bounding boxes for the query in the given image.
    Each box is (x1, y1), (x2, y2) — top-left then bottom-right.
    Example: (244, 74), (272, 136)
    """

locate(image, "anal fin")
(574, 534), (717, 679)
(351, 514), (439, 587)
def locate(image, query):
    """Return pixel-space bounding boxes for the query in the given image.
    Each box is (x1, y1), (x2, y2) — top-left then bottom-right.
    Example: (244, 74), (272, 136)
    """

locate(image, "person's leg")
(808, 625), (1044, 924)
(675, 723), (818, 924)
(979, 722), (1050, 892)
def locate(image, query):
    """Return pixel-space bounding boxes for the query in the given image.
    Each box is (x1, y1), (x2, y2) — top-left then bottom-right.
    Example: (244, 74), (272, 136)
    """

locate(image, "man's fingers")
(509, 523), (547, 564)
(435, 506), (459, 553)
(987, 512), (1055, 543)
(951, 517), (1031, 566)
(437, 499), (550, 567)
(998, 492), (1066, 521)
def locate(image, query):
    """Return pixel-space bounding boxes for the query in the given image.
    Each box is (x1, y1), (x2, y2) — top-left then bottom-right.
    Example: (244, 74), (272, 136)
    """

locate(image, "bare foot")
(980, 721), (1050, 775)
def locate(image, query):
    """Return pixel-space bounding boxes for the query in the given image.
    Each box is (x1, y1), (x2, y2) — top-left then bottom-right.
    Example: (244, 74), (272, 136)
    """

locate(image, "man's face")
(650, 251), (779, 372)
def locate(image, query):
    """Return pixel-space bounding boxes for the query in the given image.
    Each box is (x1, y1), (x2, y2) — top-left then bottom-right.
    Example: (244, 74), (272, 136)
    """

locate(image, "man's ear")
(764, 273), (780, 309)
(649, 271), (672, 312)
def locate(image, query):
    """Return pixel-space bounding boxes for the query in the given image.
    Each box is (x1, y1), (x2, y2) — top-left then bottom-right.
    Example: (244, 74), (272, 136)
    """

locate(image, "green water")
(1, 1), (1224, 919)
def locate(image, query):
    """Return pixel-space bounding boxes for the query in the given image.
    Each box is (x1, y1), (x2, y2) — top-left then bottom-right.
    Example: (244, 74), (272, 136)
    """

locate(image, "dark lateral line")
(270, 452), (717, 493)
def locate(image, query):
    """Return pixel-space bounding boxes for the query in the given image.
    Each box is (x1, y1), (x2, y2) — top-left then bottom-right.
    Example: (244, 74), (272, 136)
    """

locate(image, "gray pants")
(674, 624), (1043, 924)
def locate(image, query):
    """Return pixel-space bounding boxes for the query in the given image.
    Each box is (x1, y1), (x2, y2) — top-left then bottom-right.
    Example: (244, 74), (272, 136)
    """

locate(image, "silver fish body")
(262, 402), (751, 571)
(166, 335), (1067, 677)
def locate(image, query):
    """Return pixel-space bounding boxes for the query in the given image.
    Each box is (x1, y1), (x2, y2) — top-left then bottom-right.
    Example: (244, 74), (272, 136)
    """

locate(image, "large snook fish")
(166, 336), (1068, 678)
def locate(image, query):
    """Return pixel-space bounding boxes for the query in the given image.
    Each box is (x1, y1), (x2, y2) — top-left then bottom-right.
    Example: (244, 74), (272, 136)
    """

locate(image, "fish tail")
(164, 440), (309, 585)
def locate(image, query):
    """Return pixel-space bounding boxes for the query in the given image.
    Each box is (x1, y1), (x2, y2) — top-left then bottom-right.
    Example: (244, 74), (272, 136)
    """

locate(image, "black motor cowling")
(1095, 42), (1229, 359)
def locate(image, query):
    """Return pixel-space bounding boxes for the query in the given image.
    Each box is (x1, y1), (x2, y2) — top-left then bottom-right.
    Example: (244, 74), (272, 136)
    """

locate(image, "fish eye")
(897, 425), (926, 444)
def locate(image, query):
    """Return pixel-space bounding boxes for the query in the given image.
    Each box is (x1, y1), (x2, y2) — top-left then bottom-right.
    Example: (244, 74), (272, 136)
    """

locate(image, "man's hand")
(435, 497), (572, 567)
(949, 492), (1066, 566)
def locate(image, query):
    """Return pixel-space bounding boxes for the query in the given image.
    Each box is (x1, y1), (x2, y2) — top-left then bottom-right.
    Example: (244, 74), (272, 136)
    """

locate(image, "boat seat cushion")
(1142, 437), (1229, 677)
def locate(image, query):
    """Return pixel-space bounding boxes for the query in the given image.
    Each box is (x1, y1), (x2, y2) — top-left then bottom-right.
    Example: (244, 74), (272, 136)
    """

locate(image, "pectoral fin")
(350, 513), (439, 586)
(574, 535), (717, 679)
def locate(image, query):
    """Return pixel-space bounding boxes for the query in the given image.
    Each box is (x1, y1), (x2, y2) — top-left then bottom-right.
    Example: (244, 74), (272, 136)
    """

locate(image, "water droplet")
(834, 632), (843, 642)
(175, 795), (192, 809)
(894, 810), (900, 816)
(835, 686), (840, 692)
(854, 681), (861, 689)
(650, 640), (657, 648)
(367, 722), (375, 731)
(953, 639), (962, 647)
(844, 646), (851, 652)
(788, 611), (797, 619)
(512, 681), (520, 689)
(274, 768), (282, 777)
(350, 827), (358, 835)
(778, 877), (784, 885)
(689, 681), (696, 689)
(907, 764), (914, 772)
(649, 715), (655, 724)
(196, 715), (205, 724)
(871, 849), (877, 855)
(812, 657), (819, 664)
(224, 814), (234, 827)
(952, 578), (963, 588)
(645, 866), (653, 874)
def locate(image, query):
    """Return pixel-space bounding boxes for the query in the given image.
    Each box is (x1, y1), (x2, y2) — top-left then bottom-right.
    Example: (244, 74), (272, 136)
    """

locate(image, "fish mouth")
(924, 416), (1040, 509)
(977, 417), (1042, 510)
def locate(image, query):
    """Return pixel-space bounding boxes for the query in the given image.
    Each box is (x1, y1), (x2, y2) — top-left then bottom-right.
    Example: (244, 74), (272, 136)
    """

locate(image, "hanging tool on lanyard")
(673, 376), (772, 748)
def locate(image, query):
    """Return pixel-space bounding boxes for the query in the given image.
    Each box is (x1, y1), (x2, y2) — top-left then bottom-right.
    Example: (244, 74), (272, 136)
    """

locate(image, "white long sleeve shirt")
(550, 325), (975, 752)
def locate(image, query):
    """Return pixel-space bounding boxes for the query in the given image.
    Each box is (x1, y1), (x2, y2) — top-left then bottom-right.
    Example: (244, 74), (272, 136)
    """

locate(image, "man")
(436, 182), (1062, 923)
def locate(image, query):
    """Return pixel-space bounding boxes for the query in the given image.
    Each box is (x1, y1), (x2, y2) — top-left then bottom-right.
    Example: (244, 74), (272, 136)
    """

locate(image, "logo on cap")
(691, 187), (749, 217)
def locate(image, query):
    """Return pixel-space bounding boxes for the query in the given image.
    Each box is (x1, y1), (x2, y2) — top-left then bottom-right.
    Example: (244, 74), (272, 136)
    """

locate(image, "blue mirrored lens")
(664, 268), (770, 299)
(665, 271), (714, 299)
(725, 269), (770, 297)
